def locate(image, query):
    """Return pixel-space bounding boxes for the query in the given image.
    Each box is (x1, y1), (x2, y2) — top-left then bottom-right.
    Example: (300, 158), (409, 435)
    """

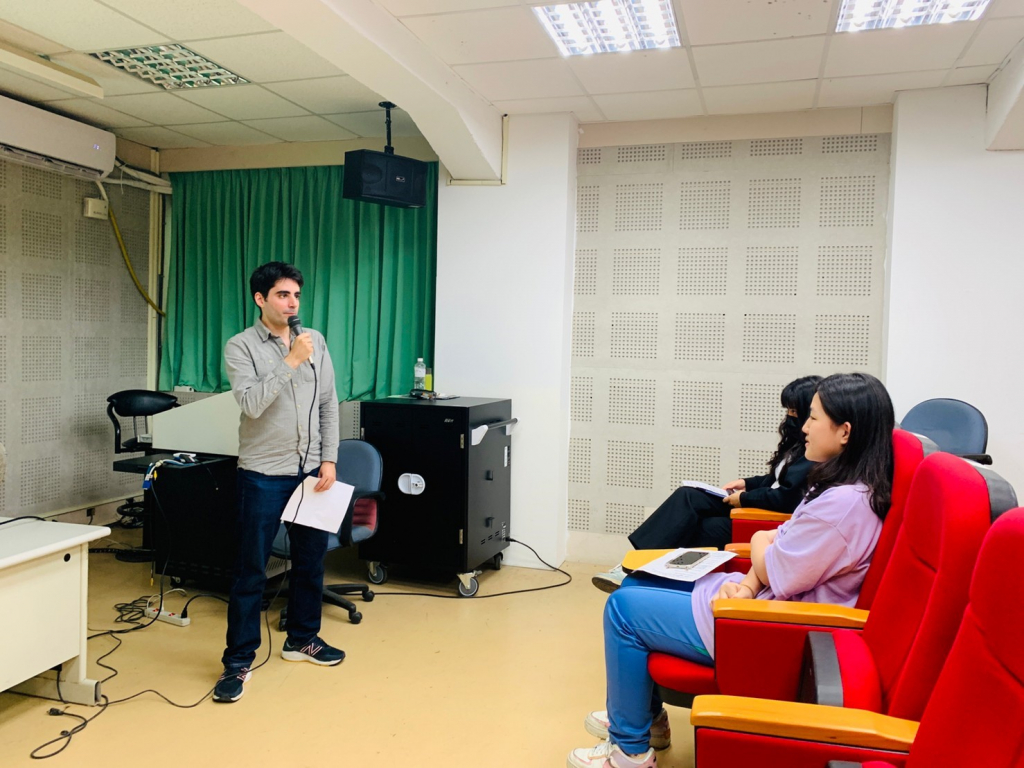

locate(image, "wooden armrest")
(724, 542), (751, 557)
(690, 695), (917, 752)
(621, 547), (720, 573)
(730, 508), (792, 522)
(712, 598), (870, 629)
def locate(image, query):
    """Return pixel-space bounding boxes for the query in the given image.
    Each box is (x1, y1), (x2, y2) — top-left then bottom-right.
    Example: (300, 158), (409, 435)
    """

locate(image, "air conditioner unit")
(0, 93), (115, 180)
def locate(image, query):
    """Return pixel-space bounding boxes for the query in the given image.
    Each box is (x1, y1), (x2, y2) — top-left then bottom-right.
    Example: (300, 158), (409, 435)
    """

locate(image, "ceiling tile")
(170, 121), (282, 145)
(492, 95), (605, 122)
(100, 0), (277, 40)
(401, 7), (558, 65)
(453, 59), (585, 101)
(241, 115), (359, 141)
(185, 32), (345, 83)
(0, 68), (81, 101)
(818, 70), (946, 108)
(693, 36), (826, 87)
(324, 109), (421, 138)
(825, 23), (979, 77)
(568, 48), (694, 94)
(379, 0), (518, 15)
(679, 0), (832, 45)
(702, 79), (816, 114)
(0, 0), (168, 51)
(0, 19), (70, 55)
(989, 0), (1024, 18)
(116, 125), (209, 148)
(591, 89), (702, 121)
(959, 18), (1024, 66)
(945, 64), (999, 84)
(265, 76), (386, 114)
(102, 92), (226, 124)
(176, 85), (309, 120)
(46, 97), (150, 127)
(47, 52), (164, 96)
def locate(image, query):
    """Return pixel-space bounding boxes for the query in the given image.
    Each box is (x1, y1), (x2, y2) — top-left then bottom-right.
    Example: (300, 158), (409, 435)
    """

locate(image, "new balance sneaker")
(592, 564), (627, 594)
(212, 666), (251, 703)
(567, 741), (656, 768)
(281, 636), (345, 666)
(584, 708), (671, 749)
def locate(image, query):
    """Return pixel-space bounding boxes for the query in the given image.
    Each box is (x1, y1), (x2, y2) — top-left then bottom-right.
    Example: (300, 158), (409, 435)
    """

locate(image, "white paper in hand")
(280, 477), (354, 533)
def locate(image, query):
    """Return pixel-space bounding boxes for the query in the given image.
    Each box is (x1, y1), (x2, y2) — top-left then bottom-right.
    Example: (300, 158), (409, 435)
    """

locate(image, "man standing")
(214, 262), (343, 703)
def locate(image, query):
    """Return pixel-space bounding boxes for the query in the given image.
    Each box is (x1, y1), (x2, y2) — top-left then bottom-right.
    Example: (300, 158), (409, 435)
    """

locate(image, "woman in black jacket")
(593, 375), (821, 593)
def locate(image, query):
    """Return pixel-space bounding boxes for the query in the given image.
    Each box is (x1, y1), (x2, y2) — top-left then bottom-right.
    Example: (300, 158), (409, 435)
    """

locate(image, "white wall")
(887, 85), (1024, 494)
(435, 113), (579, 568)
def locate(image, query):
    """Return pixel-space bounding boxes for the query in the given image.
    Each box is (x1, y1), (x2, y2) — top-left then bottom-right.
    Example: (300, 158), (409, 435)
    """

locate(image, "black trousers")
(627, 487), (732, 550)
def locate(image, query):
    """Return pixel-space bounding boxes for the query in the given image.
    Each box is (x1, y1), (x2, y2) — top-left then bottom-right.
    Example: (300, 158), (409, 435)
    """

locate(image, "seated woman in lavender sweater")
(568, 372), (895, 768)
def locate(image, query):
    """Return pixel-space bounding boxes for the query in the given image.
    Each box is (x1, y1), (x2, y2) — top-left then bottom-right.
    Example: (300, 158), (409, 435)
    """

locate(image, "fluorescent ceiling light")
(836, 0), (991, 32)
(91, 45), (247, 89)
(534, 0), (681, 57)
(0, 41), (103, 98)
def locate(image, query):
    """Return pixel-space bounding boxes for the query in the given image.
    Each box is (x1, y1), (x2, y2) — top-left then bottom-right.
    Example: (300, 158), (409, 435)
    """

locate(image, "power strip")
(144, 606), (191, 627)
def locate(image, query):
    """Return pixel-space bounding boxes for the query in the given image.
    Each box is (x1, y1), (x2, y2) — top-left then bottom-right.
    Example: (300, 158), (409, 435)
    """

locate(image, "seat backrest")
(334, 439), (383, 495)
(907, 509), (1024, 767)
(901, 398), (988, 456)
(107, 390), (179, 417)
(855, 429), (935, 609)
(861, 452), (1015, 721)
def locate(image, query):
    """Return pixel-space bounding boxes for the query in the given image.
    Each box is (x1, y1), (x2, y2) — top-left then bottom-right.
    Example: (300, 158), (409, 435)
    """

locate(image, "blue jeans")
(222, 468), (329, 669)
(603, 575), (713, 754)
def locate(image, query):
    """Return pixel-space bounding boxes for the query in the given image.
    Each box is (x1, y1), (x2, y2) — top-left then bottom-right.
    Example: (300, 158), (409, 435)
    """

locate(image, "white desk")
(0, 517), (109, 705)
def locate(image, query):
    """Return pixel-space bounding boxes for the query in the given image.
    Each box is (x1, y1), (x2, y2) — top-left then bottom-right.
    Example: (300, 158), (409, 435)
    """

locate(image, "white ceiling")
(0, 0), (1022, 150)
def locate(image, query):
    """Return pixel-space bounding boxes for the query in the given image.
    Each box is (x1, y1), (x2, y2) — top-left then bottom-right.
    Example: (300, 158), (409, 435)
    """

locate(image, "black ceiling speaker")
(342, 101), (427, 209)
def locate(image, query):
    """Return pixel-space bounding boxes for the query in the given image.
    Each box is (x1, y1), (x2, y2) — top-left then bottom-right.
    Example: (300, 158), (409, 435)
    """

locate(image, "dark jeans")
(222, 468), (329, 669)
(627, 487), (732, 551)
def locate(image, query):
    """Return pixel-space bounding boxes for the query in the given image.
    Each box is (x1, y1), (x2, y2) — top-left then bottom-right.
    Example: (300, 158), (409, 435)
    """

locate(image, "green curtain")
(158, 164), (437, 399)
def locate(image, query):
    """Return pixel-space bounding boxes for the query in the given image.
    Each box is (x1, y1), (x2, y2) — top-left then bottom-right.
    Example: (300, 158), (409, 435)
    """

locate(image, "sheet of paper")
(681, 480), (729, 499)
(633, 547), (737, 583)
(280, 477), (354, 533)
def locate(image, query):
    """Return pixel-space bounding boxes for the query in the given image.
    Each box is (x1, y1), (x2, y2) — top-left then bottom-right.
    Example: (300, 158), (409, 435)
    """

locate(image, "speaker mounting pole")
(379, 101), (396, 155)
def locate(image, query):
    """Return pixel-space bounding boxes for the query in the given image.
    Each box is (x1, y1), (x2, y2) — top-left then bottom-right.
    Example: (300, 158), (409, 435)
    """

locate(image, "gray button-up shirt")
(225, 319), (339, 476)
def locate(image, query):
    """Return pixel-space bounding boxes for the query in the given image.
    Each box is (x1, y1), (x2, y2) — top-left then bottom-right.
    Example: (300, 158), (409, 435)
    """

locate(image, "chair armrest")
(961, 453), (992, 465)
(690, 695), (918, 752)
(713, 598), (869, 629)
(730, 509), (792, 522)
(724, 542), (750, 557)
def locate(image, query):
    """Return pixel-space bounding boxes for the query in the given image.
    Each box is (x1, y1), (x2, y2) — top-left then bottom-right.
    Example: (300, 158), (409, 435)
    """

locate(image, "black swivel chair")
(106, 389), (179, 454)
(900, 398), (992, 465)
(273, 439), (384, 627)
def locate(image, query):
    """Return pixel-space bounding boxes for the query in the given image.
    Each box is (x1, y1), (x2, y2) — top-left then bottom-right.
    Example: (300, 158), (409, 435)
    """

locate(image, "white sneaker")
(592, 564), (626, 594)
(584, 708), (671, 749)
(567, 741), (656, 768)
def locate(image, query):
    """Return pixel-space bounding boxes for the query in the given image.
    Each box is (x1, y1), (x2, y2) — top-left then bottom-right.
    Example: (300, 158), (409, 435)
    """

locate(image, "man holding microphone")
(214, 261), (343, 703)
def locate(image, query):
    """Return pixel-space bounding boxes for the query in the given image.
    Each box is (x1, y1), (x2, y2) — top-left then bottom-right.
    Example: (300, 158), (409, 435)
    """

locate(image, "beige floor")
(0, 537), (697, 768)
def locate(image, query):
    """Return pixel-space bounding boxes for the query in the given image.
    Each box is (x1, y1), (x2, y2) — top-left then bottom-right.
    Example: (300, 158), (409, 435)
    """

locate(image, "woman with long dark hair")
(593, 375), (821, 593)
(570, 373), (894, 768)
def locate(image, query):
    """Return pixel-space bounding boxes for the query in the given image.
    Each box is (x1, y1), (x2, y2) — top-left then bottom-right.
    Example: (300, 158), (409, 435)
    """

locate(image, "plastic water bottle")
(414, 357), (426, 390)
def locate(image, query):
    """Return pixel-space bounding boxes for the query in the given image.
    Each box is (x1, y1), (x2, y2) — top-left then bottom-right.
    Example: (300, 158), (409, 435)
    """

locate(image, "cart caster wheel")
(171, 576), (183, 586)
(349, 611), (362, 624)
(363, 590), (375, 602)
(457, 577), (479, 598)
(492, 552), (503, 571)
(367, 563), (388, 585)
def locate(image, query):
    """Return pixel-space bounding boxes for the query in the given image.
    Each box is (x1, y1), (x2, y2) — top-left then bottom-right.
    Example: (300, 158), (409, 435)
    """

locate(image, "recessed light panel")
(534, 0), (681, 57)
(836, 0), (991, 33)
(91, 45), (248, 89)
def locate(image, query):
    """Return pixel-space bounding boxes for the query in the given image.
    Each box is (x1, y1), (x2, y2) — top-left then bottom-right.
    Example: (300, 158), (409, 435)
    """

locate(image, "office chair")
(900, 397), (992, 464)
(690, 505), (1024, 768)
(273, 439), (384, 627)
(106, 389), (179, 454)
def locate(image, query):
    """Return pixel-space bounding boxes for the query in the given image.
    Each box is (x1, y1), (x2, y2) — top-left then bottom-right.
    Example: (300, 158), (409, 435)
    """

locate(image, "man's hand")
(715, 581), (755, 602)
(723, 479), (746, 492)
(285, 332), (314, 369)
(314, 461), (336, 492)
(723, 492), (742, 507)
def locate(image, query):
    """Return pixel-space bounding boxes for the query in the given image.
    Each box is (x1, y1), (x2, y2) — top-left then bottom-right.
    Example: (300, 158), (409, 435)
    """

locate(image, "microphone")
(287, 315), (314, 370)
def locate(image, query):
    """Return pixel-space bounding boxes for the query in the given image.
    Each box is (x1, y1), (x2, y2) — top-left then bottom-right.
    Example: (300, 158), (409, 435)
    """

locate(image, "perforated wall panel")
(0, 158), (152, 515)
(570, 134), (889, 537)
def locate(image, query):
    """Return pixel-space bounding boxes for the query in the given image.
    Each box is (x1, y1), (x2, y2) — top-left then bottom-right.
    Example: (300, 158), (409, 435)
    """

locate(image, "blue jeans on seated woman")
(222, 468), (328, 670)
(603, 574), (712, 754)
